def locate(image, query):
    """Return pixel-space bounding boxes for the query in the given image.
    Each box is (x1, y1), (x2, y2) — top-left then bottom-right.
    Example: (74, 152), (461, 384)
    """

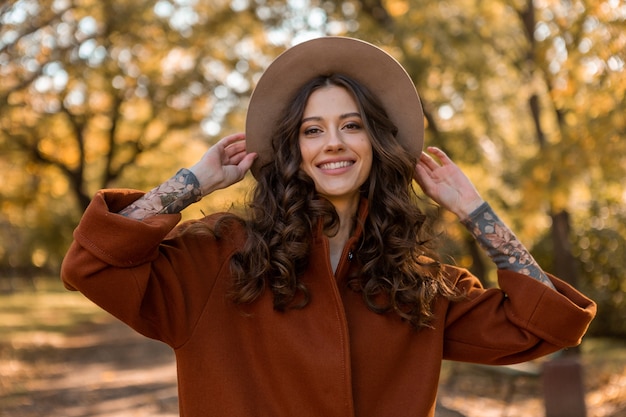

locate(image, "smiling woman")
(298, 84), (373, 211)
(61, 37), (596, 417)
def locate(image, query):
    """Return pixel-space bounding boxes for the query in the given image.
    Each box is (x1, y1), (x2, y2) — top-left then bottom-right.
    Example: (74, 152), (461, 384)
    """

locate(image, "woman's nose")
(324, 129), (345, 151)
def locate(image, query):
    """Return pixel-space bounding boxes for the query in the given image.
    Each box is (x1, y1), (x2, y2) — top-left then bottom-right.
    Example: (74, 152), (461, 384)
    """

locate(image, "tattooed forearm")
(461, 202), (556, 290)
(118, 168), (202, 220)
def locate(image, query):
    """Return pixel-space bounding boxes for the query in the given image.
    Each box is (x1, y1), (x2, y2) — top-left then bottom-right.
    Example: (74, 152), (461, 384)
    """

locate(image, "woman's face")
(298, 85), (373, 208)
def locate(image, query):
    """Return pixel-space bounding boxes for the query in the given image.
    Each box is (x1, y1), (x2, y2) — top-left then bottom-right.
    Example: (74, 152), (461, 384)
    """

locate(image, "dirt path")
(1, 317), (179, 417)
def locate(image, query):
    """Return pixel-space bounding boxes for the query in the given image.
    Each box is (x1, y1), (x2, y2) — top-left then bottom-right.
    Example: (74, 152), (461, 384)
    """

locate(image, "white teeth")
(319, 161), (353, 170)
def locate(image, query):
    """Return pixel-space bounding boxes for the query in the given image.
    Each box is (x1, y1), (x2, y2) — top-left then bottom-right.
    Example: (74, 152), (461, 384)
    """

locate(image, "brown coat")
(61, 190), (596, 417)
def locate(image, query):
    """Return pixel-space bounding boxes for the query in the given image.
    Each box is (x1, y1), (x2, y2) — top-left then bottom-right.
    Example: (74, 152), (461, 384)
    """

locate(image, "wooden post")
(542, 355), (587, 417)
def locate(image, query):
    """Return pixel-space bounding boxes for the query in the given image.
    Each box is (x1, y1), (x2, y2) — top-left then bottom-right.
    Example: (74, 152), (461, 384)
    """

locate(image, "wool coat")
(61, 189), (596, 417)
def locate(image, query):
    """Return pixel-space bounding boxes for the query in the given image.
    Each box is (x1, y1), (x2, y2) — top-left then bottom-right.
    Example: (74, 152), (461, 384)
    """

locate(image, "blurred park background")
(0, 0), (625, 415)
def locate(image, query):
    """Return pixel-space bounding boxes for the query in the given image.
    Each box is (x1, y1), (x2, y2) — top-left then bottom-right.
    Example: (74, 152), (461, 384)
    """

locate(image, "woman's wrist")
(453, 197), (486, 220)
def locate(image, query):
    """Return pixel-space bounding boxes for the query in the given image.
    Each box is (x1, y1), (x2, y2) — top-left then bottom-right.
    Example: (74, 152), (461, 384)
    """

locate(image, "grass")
(0, 278), (109, 339)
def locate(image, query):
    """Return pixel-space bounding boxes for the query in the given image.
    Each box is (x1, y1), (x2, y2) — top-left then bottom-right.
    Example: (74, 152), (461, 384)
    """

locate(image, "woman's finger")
(425, 146), (454, 166)
(419, 151), (440, 172)
(219, 132), (246, 148)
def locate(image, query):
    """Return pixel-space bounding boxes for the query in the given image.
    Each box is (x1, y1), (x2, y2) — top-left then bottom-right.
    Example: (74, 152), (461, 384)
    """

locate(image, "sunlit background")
(1, 0), (625, 415)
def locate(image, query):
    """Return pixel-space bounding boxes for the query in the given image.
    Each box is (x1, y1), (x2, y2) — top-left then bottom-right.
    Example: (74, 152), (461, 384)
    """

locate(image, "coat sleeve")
(441, 267), (596, 365)
(60, 189), (230, 348)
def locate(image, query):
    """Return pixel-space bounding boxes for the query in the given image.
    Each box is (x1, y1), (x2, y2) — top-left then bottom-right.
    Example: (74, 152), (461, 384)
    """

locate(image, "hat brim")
(245, 36), (424, 178)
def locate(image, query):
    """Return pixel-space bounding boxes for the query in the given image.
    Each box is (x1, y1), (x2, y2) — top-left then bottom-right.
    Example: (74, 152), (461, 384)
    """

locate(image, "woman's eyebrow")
(301, 112), (362, 124)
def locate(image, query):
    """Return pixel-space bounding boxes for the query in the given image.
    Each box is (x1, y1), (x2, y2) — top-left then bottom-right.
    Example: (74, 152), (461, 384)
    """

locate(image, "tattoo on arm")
(461, 202), (556, 290)
(118, 169), (202, 220)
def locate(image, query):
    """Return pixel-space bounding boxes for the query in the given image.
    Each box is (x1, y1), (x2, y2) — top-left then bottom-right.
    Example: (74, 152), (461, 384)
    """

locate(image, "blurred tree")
(1, 0), (264, 209)
(509, 0), (626, 292)
(572, 201), (626, 336)
(531, 198), (626, 338)
(0, 0), (275, 275)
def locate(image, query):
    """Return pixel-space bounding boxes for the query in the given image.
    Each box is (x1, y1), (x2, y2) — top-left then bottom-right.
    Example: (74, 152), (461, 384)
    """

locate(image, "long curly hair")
(216, 75), (457, 328)
(204, 74), (460, 328)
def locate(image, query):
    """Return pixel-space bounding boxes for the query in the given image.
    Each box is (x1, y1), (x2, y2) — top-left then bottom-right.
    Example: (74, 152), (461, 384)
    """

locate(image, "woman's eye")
(304, 127), (321, 135)
(344, 122), (361, 130)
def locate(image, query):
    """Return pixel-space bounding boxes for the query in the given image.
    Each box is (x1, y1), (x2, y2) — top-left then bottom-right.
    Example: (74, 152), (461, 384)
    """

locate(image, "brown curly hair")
(205, 74), (459, 328)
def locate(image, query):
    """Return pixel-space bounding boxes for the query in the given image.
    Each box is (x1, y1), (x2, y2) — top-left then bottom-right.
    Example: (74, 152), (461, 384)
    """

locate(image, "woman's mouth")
(318, 160), (354, 170)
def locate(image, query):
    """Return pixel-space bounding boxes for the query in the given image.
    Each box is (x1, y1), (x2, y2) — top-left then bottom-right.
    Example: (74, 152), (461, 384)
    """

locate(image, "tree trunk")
(550, 210), (579, 288)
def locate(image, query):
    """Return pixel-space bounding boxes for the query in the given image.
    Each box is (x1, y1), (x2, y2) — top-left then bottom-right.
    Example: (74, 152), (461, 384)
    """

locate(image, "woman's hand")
(414, 147), (484, 219)
(189, 133), (257, 196)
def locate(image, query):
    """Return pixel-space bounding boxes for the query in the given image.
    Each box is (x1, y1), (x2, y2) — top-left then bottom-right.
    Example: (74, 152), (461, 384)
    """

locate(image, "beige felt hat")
(245, 36), (424, 178)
